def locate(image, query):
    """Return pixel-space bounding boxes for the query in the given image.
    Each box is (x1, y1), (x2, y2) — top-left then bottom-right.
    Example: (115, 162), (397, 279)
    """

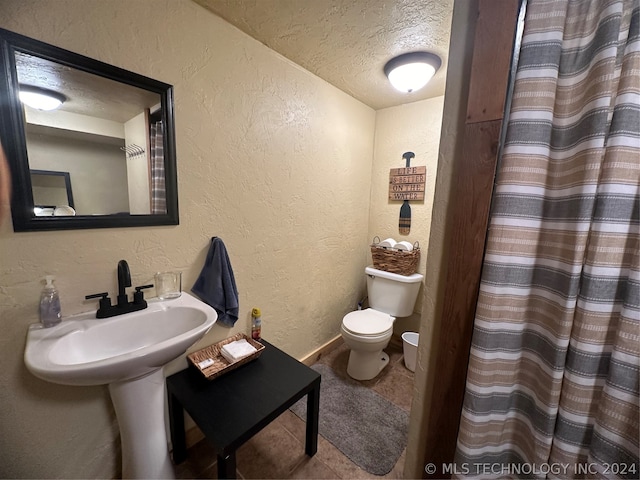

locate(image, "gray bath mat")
(290, 363), (409, 475)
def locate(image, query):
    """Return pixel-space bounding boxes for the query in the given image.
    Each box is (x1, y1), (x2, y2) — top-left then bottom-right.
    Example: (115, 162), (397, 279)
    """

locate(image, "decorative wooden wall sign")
(389, 152), (425, 234)
(388, 166), (427, 201)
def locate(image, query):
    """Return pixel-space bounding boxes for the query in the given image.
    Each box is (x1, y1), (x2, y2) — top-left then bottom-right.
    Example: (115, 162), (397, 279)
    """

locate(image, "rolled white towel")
(395, 241), (414, 252)
(221, 338), (257, 363)
(378, 237), (397, 249)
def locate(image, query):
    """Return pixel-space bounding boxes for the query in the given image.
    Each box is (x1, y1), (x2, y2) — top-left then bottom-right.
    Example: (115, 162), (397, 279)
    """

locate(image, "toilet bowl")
(341, 266), (423, 381)
(341, 309), (395, 380)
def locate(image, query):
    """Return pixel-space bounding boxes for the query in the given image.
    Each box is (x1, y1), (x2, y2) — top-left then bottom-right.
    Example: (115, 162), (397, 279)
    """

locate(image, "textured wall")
(369, 97), (445, 334)
(0, 0), (375, 477)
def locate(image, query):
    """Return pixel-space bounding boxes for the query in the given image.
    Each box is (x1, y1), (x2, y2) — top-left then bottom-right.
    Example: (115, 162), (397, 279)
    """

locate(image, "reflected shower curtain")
(455, 0), (639, 478)
(150, 120), (166, 215)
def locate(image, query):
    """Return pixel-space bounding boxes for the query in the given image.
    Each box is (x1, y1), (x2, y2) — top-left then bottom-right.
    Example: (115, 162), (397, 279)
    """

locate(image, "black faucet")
(117, 259), (132, 307)
(85, 260), (153, 319)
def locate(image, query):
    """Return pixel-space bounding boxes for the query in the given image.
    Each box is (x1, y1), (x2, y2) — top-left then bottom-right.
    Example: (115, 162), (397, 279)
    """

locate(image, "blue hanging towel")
(191, 237), (239, 327)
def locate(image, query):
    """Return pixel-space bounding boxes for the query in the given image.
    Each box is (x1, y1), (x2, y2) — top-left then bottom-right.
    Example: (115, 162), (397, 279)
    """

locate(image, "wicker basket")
(370, 239), (420, 276)
(188, 333), (265, 380)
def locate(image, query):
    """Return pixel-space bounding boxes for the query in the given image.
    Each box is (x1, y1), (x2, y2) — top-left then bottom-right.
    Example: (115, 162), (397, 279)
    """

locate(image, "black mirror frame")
(30, 169), (75, 210)
(0, 28), (179, 231)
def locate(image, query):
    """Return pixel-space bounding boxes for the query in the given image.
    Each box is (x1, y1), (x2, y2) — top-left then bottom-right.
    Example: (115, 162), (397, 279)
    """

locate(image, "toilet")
(341, 266), (423, 380)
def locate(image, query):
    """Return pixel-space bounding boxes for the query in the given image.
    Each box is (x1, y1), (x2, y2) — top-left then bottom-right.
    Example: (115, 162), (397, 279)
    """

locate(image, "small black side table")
(166, 339), (321, 479)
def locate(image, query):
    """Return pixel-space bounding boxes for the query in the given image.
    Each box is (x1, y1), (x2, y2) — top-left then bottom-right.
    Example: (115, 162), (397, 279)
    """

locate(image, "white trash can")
(402, 331), (419, 372)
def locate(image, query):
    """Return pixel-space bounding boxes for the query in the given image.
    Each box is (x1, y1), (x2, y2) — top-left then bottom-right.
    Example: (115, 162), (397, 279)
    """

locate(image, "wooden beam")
(419, 0), (520, 478)
(466, 0), (521, 124)
(423, 120), (502, 478)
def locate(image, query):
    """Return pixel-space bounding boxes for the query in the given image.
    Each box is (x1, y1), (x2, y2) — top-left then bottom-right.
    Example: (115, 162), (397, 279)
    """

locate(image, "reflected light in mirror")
(19, 85), (66, 111)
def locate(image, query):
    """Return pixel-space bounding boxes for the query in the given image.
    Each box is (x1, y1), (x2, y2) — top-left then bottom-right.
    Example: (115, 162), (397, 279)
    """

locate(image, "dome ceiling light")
(384, 52), (442, 93)
(19, 85), (66, 111)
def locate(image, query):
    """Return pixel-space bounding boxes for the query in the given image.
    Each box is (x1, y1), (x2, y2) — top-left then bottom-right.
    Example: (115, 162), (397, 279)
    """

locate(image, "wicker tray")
(188, 333), (265, 380)
(370, 239), (420, 276)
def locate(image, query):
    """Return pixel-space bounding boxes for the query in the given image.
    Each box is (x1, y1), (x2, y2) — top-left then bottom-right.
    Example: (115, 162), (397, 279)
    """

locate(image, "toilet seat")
(342, 308), (394, 337)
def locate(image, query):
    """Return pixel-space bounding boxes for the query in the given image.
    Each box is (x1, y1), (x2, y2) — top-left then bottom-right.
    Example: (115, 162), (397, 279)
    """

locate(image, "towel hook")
(120, 143), (146, 158)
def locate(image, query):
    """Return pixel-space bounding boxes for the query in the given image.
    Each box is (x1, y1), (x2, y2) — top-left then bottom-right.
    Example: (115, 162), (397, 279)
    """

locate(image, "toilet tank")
(365, 266), (423, 317)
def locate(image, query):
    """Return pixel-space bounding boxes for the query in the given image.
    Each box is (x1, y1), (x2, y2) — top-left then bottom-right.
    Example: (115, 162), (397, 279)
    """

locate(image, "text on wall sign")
(388, 166), (426, 201)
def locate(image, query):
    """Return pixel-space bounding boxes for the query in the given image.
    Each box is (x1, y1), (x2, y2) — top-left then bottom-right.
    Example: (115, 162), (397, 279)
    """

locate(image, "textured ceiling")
(194, 0), (454, 110)
(16, 52), (160, 122)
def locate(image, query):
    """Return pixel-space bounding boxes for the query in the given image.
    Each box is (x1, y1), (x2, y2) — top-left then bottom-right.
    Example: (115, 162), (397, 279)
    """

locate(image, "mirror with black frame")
(0, 28), (179, 231)
(30, 169), (75, 216)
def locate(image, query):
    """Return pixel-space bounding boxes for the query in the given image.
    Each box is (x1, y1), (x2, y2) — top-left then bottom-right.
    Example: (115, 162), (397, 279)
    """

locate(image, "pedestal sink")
(24, 292), (217, 479)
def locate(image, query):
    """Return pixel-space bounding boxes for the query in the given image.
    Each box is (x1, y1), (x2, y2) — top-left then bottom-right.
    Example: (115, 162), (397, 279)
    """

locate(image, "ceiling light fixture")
(384, 52), (442, 93)
(19, 85), (66, 111)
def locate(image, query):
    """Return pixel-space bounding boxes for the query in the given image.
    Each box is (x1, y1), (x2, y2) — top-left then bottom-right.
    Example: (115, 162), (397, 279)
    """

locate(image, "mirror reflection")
(30, 169), (74, 216)
(0, 28), (178, 231)
(17, 52), (165, 216)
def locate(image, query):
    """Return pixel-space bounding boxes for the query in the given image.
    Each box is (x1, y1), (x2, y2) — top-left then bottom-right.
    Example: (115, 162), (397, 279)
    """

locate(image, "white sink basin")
(25, 291), (217, 386)
(24, 290), (217, 478)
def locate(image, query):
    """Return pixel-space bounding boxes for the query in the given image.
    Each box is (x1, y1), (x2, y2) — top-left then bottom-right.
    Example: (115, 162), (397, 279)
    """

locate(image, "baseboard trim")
(299, 334), (343, 366)
(389, 334), (403, 349)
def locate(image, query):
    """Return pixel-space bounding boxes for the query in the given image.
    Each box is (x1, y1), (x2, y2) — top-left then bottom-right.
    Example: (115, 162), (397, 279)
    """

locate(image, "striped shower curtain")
(150, 120), (166, 215)
(455, 0), (639, 478)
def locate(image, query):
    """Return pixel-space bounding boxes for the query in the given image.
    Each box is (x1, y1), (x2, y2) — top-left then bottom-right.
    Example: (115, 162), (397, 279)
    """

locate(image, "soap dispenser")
(40, 275), (61, 328)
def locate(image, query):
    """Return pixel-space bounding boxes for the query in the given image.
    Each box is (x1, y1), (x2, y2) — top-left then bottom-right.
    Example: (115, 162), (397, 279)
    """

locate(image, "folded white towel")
(220, 350), (239, 364)
(221, 338), (257, 363)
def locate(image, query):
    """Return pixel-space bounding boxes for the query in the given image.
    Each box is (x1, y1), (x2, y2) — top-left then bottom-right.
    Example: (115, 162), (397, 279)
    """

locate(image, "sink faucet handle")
(133, 284), (153, 306)
(85, 292), (109, 300)
(85, 292), (112, 312)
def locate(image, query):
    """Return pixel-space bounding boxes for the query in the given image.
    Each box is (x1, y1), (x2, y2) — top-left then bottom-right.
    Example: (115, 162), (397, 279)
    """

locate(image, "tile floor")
(174, 339), (415, 479)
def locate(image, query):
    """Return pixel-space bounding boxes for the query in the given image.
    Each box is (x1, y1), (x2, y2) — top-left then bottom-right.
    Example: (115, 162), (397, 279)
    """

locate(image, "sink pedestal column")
(109, 368), (174, 479)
